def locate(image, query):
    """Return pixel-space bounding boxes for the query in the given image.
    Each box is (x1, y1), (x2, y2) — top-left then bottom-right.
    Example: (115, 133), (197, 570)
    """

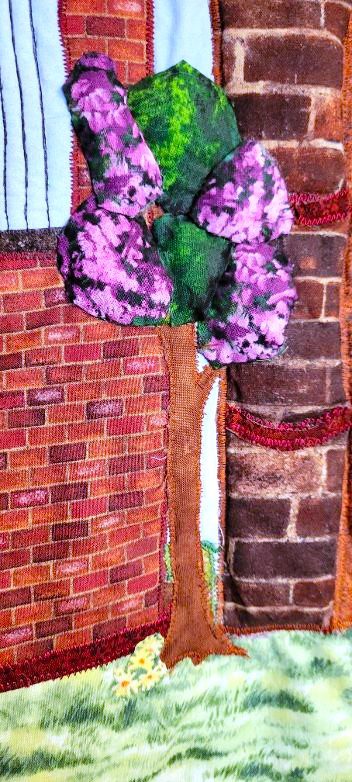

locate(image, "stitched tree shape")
(58, 54), (296, 668)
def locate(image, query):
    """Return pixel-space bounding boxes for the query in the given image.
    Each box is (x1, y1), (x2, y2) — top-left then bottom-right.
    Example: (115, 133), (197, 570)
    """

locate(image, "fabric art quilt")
(0, 1), (352, 780)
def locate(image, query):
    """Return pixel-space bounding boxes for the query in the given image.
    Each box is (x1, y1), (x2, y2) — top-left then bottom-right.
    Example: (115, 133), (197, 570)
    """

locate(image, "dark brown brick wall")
(221, 0), (350, 629)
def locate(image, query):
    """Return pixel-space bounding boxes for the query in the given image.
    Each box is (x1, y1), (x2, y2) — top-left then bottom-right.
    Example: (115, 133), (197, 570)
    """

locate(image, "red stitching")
(226, 404), (352, 450)
(0, 612), (171, 693)
(290, 188), (350, 226)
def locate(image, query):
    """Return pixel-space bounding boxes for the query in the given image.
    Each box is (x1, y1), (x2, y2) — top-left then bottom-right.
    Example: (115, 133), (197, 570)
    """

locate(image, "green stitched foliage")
(128, 61), (241, 214)
(153, 214), (231, 325)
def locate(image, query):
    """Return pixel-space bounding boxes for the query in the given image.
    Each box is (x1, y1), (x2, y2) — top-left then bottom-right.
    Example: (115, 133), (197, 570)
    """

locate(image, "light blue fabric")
(0, 0), (71, 230)
(153, 0), (213, 79)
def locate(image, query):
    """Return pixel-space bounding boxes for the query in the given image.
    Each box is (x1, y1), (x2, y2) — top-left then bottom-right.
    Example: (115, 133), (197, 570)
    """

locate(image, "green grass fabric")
(128, 61), (241, 214)
(1, 630), (352, 781)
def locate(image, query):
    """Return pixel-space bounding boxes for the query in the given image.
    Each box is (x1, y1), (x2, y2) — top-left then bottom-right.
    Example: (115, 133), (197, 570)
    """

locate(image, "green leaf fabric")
(128, 61), (241, 214)
(153, 214), (231, 326)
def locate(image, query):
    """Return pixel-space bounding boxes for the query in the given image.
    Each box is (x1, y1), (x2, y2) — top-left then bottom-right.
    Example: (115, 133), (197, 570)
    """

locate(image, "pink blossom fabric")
(57, 196), (172, 325)
(199, 242), (297, 365)
(64, 53), (162, 218)
(192, 140), (294, 243)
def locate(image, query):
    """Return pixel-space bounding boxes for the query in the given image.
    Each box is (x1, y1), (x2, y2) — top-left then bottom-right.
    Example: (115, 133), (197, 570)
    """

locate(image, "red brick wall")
(221, 0), (351, 628)
(0, 251), (168, 667)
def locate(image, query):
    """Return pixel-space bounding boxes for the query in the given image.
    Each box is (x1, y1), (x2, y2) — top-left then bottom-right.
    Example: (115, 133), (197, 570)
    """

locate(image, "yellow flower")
(138, 668), (164, 692)
(129, 651), (154, 672)
(139, 634), (163, 656)
(113, 669), (138, 698)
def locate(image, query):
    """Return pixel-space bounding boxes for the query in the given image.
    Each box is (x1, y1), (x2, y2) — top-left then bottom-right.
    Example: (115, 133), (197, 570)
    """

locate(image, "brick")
(26, 308), (61, 330)
(15, 601), (53, 625)
(5, 366), (45, 390)
(13, 564), (50, 586)
(0, 626), (32, 648)
(31, 464), (66, 487)
(328, 364), (346, 404)
(128, 62), (147, 83)
(49, 442), (86, 464)
(74, 570), (108, 593)
(0, 532), (9, 549)
(9, 408), (45, 428)
(273, 147), (345, 193)
(46, 365), (82, 384)
(91, 548), (125, 569)
(221, 0), (321, 28)
(51, 482), (88, 503)
(0, 270), (19, 292)
(292, 279), (324, 320)
(54, 628), (92, 651)
(110, 560), (142, 583)
(232, 540), (337, 579)
(69, 459), (106, 482)
(3, 290), (43, 312)
(0, 313), (24, 334)
(74, 606), (109, 629)
(71, 496), (108, 518)
(34, 580), (70, 601)
(127, 572), (158, 595)
(244, 35), (343, 89)
(0, 494), (9, 510)
(0, 509), (29, 532)
(296, 496), (342, 536)
(93, 616), (126, 641)
(36, 616), (72, 638)
(224, 577), (291, 607)
(64, 343), (101, 362)
(22, 268), (60, 290)
(33, 541), (69, 564)
(45, 325), (80, 344)
(325, 282), (340, 318)
(0, 609), (12, 629)
(225, 606), (325, 628)
(107, 0), (145, 18)
(31, 502), (69, 525)
(0, 549), (30, 570)
(48, 402), (85, 424)
(70, 0), (105, 12)
(228, 450), (323, 497)
(0, 430), (26, 450)
(103, 376), (143, 397)
(82, 322), (117, 342)
(87, 16), (125, 36)
(285, 321), (341, 359)
(146, 450), (167, 469)
(325, 1), (351, 41)
(11, 488), (48, 508)
(52, 521), (89, 540)
(0, 453), (6, 470)
(109, 453), (144, 475)
(12, 526), (49, 548)
(55, 596), (90, 615)
(28, 423), (65, 447)
(124, 356), (160, 374)
(92, 582), (126, 607)
(66, 14), (85, 33)
(27, 387), (64, 406)
(283, 233), (346, 277)
(109, 490), (143, 511)
(233, 93), (310, 140)
(84, 358), (122, 381)
(108, 524), (141, 544)
(88, 437), (126, 459)
(0, 587), (31, 609)
(314, 95), (343, 142)
(144, 374), (168, 392)
(145, 587), (159, 607)
(0, 352), (22, 370)
(86, 399), (123, 420)
(293, 578), (335, 607)
(228, 364), (329, 405)
(54, 559), (88, 577)
(107, 416), (144, 437)
(0, 391), (24, 410)
(6, 330), (42, 353)
(90, 476), (124, 498)
(25, 346), (62, 366)
(67, 381), (103, 403)
(72, 532), (107, 557)
(326, 447), (346, 491)
(227, 498), (290, 538)
(44, 288), (66, 306)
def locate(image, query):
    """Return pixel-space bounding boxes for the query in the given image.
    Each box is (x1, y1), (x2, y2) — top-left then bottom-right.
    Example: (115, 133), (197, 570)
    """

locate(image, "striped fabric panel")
(0, 0), (71, 230)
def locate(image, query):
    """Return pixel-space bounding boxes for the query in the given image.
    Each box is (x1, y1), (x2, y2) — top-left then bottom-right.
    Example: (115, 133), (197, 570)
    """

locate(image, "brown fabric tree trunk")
(159, 324), (246, 668)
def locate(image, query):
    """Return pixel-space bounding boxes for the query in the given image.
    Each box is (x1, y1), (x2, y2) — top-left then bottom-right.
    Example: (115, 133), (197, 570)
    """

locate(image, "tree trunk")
(159, 323), (246, 668)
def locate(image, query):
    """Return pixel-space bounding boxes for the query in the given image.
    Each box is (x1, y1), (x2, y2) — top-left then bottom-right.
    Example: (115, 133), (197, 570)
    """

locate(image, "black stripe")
(8, 0), (28, 229)
(28, 0), (50, 227)
(0, 72), (9, 230)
